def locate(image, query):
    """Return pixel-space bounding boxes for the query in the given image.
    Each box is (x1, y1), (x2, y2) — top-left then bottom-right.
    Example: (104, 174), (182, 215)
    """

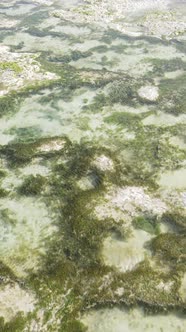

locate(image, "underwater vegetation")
(0, 314), (27, 332)
(132, 214), (160, 235)
(108, 79), (139, 106)
(162, 212), (186, 231)
(0, 61), (22, 73)
(151, 233), (186, 270)
(0, 41), (186, 329)
(5, 126), (42, 142)
(0, 133), (185, 331)
(159, 74), (186, 115)
(0, 2), (186, 331)
(0, 136), (71, 167)
(18, 174), (46, 195)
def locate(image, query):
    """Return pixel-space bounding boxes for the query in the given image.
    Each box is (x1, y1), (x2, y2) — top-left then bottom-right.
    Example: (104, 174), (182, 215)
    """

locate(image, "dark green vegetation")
(5, 126), (42, 142)
(118, 125), (186, 188)
(147, 57), (186, 76)
(0, 136), (71, 167)
(18, 174), (46, 195)
(159, 74), (186, 115)
(150, 233), (186, 270)
(0, 261), (16, 279)
(104, 111), (142, 129)
(0, 314), (26, 332)
(0, 73), (186, 332)
(0, 93), (20, 118)
(61, 320), (87, 332)
(48, 50), (92, 64)
(162, 212), (186, 231)
(0, 7), (186, 331)
(108, 79), (139, 106)
(0, 187), (9, 197)
(133, 214), (160, 235)
(0, 134), (185, 331)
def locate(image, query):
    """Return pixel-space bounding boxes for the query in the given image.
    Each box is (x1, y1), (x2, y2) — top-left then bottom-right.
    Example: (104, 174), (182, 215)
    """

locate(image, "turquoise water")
(0, 0), (186, 331)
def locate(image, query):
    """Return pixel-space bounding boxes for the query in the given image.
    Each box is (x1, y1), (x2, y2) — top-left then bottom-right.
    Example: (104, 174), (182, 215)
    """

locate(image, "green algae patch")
(151, 233), (186, 270)
(79, 261), (182, 311)
(0, 136), (71, 167)
(0, 135), (185, 328)
(133, 215), (160, 235)
(104, 112), (141, 129)
(0, 93), (20, 118)
(0, 187), (9, 198)
(0, 2), (186, 330)
(1, 142), (36, 166)
(120, 125), (186, 188)
(0, 314), (26, 332)
(60, 320), (87, 332)
(159, 74), (186, 115)
(49, 50), (92, 64)
(162, 212), (186, 230)
(18, 175), (46, 196)
(119, 261), (181, 309)
(6, 126), (42, 143)
(145, 58), (186, 77)
(0, 170), (7, 178)
(54, 190), (108, 268)
(83, 92), (109, 113)
(108, 79), (139, 106)
(38, 54), (80, 85)
(0, 261), (16, 279)
(0, 61), (22, 74)
(0, 78), (61, 119)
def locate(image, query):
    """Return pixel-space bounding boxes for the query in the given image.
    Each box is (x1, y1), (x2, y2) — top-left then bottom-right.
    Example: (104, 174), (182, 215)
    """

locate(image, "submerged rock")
(51, 0), (171, 37)
(36, 137), (68, 153)
(0, 45), (58, 96)
(137, 85), (159, 102)
(140, 10), (186, 39)
(92, 155), (114, 172)
(95, 186), (167, 224)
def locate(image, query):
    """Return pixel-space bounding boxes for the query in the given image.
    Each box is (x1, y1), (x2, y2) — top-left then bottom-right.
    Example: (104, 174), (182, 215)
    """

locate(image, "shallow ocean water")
(82, 307), (186, 332)
(0, 0), (186, 331)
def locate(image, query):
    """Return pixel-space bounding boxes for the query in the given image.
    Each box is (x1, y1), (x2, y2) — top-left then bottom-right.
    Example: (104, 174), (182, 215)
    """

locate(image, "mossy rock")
(120, 261), (181, 308)
(151, 233), (186, 268)
(82, 261), (182, 311)
(0, 136), (71, 167)
(18, 175), (46, 196)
